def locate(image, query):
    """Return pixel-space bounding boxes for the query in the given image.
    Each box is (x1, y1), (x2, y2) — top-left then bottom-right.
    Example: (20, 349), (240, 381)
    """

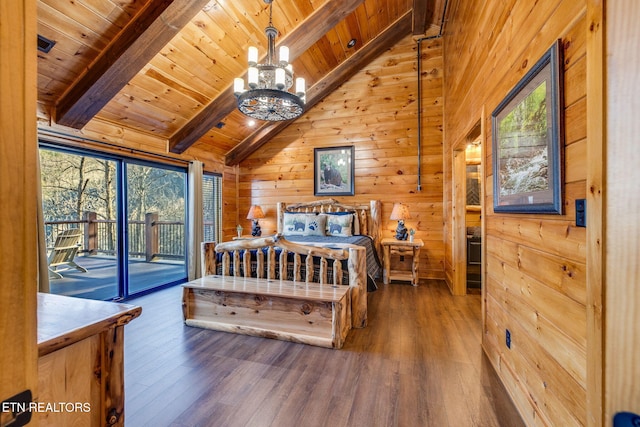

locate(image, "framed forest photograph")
(491, 39), (564, 214)
(314, 146), (354, 196)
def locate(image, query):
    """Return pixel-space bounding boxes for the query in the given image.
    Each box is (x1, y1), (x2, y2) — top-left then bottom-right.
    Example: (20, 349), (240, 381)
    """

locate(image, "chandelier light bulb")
(234, 78), (245, 95)
(248, 67), (259, 89)
(248, 46), (258, 67)
(275, 68), (285, 89)
(295, 77), (306, 97)
(279, 46), (289, 65)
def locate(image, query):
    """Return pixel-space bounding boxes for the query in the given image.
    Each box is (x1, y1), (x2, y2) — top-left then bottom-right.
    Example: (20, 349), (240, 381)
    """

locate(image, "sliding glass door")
(126, 163), (187, 294)
(41, 149), (120, 300)
(40, 145), (188, 300)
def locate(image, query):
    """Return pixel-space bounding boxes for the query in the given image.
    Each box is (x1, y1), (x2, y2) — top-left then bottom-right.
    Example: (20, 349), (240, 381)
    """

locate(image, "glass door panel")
(126, 163), (187, 295)
(40, 148), (119, 300)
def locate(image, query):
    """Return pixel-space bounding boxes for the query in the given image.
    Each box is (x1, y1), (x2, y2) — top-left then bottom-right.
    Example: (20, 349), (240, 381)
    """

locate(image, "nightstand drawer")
(390, 247), (414, 256)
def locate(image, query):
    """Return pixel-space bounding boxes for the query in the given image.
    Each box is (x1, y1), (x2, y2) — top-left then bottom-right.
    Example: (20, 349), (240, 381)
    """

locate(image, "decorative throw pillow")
(324, 212), (353, 237)
(283, 212), (308, 235)
(304, 213), (326, 236)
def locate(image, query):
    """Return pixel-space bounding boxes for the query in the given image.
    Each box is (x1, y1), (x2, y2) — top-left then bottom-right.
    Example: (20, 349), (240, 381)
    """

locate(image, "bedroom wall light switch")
(576, 199), (586, 227)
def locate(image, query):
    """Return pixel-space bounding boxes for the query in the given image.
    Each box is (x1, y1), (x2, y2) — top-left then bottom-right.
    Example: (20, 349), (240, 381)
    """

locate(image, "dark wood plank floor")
(124, 280), (525, 427)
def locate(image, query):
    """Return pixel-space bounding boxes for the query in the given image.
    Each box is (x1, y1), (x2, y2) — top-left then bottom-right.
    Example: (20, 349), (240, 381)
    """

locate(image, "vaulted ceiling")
(37, 0), (446, 165)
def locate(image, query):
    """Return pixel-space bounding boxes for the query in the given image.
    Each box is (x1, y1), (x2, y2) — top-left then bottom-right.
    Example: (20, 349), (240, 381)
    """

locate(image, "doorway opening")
(452, 121), (483, 295)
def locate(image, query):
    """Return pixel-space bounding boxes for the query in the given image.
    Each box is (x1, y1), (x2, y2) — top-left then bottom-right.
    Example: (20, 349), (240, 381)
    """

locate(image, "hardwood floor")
(124, 280), (525, 427)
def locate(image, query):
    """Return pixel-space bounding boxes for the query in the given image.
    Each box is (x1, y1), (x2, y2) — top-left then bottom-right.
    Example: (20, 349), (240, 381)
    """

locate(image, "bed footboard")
(199, 234), (367, 328)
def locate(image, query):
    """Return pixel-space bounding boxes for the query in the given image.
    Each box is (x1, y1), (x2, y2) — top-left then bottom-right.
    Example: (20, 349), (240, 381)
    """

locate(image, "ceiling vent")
(37, 34), (56, 53)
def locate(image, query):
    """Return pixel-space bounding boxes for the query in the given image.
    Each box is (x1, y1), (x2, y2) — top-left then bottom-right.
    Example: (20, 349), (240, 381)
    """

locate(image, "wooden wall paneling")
(444, 0), (590, 425)
(37, 118), (227, 176)
(565, 55), (587, 106)
(565, 139), (588, 183)
(225, 10), (415, 165)
(604, 0), (640, 422)
(0, 0), (38, 413)
(222, 165), (239, 241)
(565, 99), (587, 144)
(482, 314), (543, 427)
(490, 254), (587, 349)
(238, 34), (445, 279)
(484, 250), (587, 387)
(486, 216), (586, 262)
(446, 0), (586, 141)
(484, 294), (582, 426)
(585, 0), (604, 425)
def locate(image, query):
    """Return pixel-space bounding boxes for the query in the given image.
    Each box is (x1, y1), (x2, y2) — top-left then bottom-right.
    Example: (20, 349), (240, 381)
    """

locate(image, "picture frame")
(491, 39), (564, 214)
(314, 146), (355, 196)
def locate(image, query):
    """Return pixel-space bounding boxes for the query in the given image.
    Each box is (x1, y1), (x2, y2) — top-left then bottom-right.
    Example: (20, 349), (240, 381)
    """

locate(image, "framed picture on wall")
(314, 146), (354, 196)
(491, 39), (564, 214)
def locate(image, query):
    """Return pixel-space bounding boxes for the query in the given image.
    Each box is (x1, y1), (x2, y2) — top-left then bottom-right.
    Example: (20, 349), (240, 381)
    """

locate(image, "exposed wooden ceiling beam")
(55, 0), (210, 129)
(413, 0), (435, 35)
(168, 0), (366, 154)
(225, 10), (413, 166)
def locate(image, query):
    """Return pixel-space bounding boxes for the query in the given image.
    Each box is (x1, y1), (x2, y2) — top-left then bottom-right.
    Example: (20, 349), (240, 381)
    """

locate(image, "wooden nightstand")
(381, 237), (424, 286)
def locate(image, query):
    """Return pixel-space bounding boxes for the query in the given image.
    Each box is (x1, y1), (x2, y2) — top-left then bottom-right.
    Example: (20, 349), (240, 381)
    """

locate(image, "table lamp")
(390, 203), (411, 240)
(247, 205), (265, 236)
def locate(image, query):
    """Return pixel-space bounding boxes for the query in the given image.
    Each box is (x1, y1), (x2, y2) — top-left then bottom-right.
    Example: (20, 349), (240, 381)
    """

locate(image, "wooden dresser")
(37, 293), (141, 426)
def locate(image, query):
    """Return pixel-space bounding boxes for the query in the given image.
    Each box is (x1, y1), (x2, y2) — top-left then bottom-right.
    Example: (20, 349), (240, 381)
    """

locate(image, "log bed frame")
(182, 199), (382, 349)
(276, 198), (382, 259)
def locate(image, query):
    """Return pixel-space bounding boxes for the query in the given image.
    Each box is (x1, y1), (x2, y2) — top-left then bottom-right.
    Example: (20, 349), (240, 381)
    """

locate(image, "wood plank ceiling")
(37, 0), (446, 165)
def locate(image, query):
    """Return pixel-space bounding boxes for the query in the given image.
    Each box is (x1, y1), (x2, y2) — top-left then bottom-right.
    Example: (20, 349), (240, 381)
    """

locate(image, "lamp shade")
(390, 203), (411, 221)
(247, 205), (265, 220)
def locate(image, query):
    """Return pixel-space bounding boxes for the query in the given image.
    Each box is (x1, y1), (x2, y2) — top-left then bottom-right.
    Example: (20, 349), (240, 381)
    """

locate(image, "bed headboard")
(276, 198), (382, 255)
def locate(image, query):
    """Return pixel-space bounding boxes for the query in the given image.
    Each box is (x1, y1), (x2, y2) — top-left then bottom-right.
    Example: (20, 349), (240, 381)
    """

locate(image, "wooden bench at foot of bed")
(183, 275), (351, 349)
(182, 235), (367, 349)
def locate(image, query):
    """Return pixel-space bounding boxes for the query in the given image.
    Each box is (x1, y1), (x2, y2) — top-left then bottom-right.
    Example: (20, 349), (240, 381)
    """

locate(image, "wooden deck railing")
(44, 211), (198, 261)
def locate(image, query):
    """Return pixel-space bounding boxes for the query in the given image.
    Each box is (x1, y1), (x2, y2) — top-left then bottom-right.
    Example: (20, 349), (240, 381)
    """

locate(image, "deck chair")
(47, 228), (88, 279)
